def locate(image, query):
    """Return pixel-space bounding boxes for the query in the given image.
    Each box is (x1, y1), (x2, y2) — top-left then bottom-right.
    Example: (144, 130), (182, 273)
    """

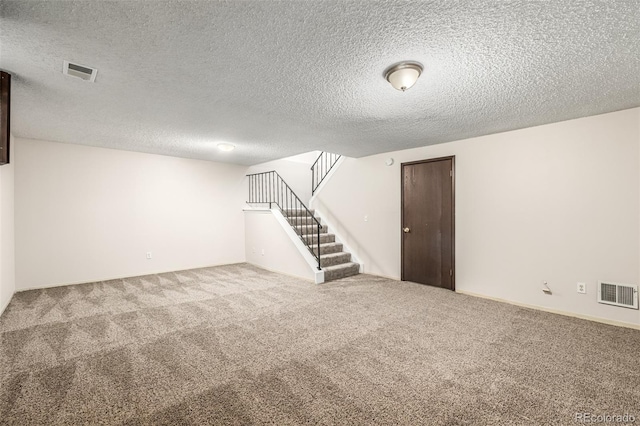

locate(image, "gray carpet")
(1, 263), (638, 425)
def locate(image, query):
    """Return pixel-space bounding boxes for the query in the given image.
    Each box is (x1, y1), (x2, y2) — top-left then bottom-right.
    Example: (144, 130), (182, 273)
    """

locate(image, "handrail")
(246, 170), (322, 270)
(311, 152), (341, 195)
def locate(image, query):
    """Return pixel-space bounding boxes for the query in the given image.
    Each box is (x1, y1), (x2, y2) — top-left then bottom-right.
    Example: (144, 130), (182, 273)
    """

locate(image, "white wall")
(312, 108), (640, 326)
(15, 138), (248, 290)
(0, 133), (15, 315)
(244, 210), (315, 281)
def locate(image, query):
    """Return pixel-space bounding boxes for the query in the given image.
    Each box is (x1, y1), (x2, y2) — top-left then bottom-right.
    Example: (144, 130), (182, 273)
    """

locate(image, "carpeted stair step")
(312, 242), (343, 255)
(323, 262), (360, 281)
(285, 210), (316, 218)
(303, 233), (335, 244)
(282, 208), (315, 216)
(320, 252), (351, 267)
(283, 208), (360, 282)
(295, 224), (328, 235)
(287, 216), (321, 226)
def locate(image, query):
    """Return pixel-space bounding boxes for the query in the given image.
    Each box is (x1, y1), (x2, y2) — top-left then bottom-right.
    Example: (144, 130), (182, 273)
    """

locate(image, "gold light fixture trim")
(384, 61), (423, 92)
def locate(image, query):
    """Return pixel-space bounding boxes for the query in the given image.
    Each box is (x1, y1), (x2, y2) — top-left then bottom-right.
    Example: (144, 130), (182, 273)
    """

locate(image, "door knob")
(403, 227), (410, 233)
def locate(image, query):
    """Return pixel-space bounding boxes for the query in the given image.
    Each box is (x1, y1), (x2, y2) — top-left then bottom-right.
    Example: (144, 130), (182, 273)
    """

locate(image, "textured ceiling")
(1, 1), (639, 165)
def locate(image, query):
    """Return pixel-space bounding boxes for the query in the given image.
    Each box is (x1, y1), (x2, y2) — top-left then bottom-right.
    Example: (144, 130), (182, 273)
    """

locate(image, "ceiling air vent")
(598, 281), (638, 309)
(63, 60), (97, 82)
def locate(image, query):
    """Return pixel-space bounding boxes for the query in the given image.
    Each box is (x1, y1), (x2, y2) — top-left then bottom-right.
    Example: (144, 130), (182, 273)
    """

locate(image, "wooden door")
(401, 157), (455, 290)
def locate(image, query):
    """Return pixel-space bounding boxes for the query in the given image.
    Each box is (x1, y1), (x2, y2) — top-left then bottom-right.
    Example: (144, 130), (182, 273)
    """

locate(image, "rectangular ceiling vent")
(63, 60), (97, 82)
(598, 281), (638, 309)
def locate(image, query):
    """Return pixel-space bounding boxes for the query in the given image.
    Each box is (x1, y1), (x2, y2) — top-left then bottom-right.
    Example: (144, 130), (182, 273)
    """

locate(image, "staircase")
(247, 169), (360, 282)
(283, 208), (360, 281)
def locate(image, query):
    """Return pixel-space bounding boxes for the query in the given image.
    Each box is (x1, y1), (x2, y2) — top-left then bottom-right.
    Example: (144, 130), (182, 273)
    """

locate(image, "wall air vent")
(63, 60), (97, 82)
(598, 281), (638, 309)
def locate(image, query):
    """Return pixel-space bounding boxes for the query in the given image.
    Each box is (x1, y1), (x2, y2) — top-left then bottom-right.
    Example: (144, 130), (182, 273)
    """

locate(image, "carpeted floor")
(0, 263), (638, 425)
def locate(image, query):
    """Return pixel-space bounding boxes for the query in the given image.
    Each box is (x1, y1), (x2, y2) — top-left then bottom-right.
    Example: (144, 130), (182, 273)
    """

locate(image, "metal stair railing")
(311, 151), (341, 195)
(246, 170), (322, 270)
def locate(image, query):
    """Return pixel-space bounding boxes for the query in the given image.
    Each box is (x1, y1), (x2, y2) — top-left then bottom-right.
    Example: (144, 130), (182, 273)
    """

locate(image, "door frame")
(400, 155), (456, 290)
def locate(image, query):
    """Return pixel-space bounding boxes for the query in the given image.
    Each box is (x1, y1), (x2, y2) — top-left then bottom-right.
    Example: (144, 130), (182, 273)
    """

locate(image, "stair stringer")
(269, 208), (326, 284)
(310, 207), (364, 275)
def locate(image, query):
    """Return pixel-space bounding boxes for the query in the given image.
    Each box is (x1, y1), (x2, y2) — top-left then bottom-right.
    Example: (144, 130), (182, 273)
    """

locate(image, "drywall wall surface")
(0, 133), (15, 315)
(313, 108), (640, 326)
(244, 209), (315, 281)
(246, 152), (319, 205)
(15, 138), (247, 290)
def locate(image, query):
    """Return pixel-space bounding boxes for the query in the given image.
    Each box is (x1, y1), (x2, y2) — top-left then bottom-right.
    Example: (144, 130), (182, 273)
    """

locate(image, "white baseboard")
(0, 292), (14, 317)
(456, 289), (640, 331)
(15, 262), (249, 293)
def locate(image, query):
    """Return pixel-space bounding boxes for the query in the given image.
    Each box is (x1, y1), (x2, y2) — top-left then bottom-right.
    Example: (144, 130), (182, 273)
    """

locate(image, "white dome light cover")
(217, 143), (235, 152)
(384, 61), (423, 92)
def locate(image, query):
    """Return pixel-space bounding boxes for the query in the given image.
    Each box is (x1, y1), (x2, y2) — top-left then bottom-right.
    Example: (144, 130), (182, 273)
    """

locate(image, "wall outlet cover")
(577, 282), (586, 294)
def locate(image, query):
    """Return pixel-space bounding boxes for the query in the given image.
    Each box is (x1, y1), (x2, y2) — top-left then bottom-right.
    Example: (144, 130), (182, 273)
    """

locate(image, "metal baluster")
(298, 198), (302, 235)
(269, 172), (272, 208)
(325, 153), (328, 178)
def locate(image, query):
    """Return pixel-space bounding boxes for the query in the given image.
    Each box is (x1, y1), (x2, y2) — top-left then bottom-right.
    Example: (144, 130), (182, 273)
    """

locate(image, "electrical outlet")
(146, 252), (152, 259)
(364, 215), (368, 222)
(577, 282), (586, 294)
(261, 249), (265, 256)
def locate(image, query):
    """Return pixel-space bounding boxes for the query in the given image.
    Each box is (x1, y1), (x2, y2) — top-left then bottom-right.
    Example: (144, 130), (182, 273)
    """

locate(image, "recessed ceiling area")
(0, 1), (638, 165)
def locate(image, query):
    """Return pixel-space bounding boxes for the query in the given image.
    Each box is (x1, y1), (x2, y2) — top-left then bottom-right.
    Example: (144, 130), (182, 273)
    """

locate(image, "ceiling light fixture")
(384, 61), (423, 92)
(217, 143), (235, 152)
